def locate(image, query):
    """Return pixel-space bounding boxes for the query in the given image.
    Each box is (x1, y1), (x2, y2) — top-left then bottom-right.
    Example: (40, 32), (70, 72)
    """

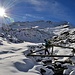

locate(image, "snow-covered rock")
(63, 68), (72, 75)
(35, 65), (54, 75)
(69, 70), (75, 75)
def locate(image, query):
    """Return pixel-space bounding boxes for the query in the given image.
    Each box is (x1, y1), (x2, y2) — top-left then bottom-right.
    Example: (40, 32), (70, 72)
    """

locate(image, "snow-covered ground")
(0, 35), (75, 75)
(0, 38), (41, 75)
(0, 21), (75, 75)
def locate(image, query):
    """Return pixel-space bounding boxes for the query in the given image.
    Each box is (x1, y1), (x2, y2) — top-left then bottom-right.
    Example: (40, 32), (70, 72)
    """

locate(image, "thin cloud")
(26, 14), (44, 18)
(27, 0), (42, 6)
(23, 14), (44, 20)
(21, 0), (73, 21)
(22, 0), (71, 19)
(48, 1), (68, 16)
(22, 0), (48, 11)
(1, 0), (73, 22)
(43, 0), (72, 20)
(24, 0), (47, 6)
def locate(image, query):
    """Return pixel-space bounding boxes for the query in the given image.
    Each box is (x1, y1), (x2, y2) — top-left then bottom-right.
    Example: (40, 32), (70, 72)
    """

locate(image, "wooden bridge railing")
(27, 44), (75, 57)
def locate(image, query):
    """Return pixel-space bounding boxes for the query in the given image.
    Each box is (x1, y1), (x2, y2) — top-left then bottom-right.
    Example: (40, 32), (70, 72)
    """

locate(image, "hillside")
(0, 21), (75, 75)
(0, 20), (70, 43)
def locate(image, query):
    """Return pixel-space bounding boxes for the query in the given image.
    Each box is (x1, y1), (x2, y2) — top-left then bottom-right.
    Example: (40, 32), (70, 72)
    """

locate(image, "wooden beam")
(31, 49), (45, 53)
(27, 44), (75, 58)
(27, 54), (74, 57)
(50, 44), (74, 50)
(30, 45), (75, 55)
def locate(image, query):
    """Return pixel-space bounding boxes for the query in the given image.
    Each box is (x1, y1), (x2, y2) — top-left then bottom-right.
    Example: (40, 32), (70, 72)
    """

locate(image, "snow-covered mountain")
(0, 20), (75, 75)
(0, 20), (70, 43)
(9, 20), (69, 29)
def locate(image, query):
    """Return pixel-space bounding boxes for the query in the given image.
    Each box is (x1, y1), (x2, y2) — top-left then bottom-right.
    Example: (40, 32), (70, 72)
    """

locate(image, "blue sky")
(0, 0), (75, 25)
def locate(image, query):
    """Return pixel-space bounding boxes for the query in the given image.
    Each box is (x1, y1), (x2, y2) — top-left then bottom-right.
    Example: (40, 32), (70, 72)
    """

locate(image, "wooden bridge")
(27, 44), (75, 57)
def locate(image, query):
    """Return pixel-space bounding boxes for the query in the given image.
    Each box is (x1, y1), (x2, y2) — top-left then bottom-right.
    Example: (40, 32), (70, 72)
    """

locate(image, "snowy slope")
(0, 38), (40, 75)
(0, 20), (75, 75)
(0, 31), (75, 75)
(0, 20), (70, 43)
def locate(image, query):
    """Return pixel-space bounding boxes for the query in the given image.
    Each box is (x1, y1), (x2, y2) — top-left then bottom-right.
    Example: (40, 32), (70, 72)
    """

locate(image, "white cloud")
(22, 0), (48, 11)
(22, 0), (70, 19)
(25, 0), (47, 6)
(27, 0), (42, 6)
(43, 0), (72, 20)
(23, 14), (44, 20)
(48, 1), (66, 15)
(28, 0), (71, 20)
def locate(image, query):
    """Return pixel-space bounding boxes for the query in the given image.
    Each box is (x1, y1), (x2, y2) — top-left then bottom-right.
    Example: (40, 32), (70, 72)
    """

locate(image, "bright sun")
(0, 7), (6, 17)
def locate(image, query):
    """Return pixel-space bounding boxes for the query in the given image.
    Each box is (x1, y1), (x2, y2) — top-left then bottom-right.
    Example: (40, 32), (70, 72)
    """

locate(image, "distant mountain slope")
(9, 20), (68, 29)
(0, 20), (72, 43)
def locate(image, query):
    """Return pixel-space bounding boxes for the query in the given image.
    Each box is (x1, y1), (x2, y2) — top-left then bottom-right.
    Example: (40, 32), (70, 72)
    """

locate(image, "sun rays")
(0, 0), (23, 25)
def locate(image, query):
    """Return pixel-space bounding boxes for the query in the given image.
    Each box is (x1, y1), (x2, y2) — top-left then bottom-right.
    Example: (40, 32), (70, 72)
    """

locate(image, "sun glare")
(0, 7), (6, 17)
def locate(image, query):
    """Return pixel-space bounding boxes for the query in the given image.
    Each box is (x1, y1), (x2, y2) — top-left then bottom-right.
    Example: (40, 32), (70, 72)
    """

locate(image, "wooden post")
(51, 45), (53, 55)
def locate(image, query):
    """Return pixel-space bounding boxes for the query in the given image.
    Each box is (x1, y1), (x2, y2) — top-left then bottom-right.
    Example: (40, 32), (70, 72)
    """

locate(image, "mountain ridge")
(0, 20), (74, 43)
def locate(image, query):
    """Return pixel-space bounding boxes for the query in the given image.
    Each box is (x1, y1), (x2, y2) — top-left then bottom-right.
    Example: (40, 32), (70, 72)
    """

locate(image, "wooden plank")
(50, 44), (74, 49)
(26, 49), (45, 55)
(30, 45), (74, 55)
(27, 44), (75, 58)
(31, 49), (45, 53)
(27, 54), (74, 57)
